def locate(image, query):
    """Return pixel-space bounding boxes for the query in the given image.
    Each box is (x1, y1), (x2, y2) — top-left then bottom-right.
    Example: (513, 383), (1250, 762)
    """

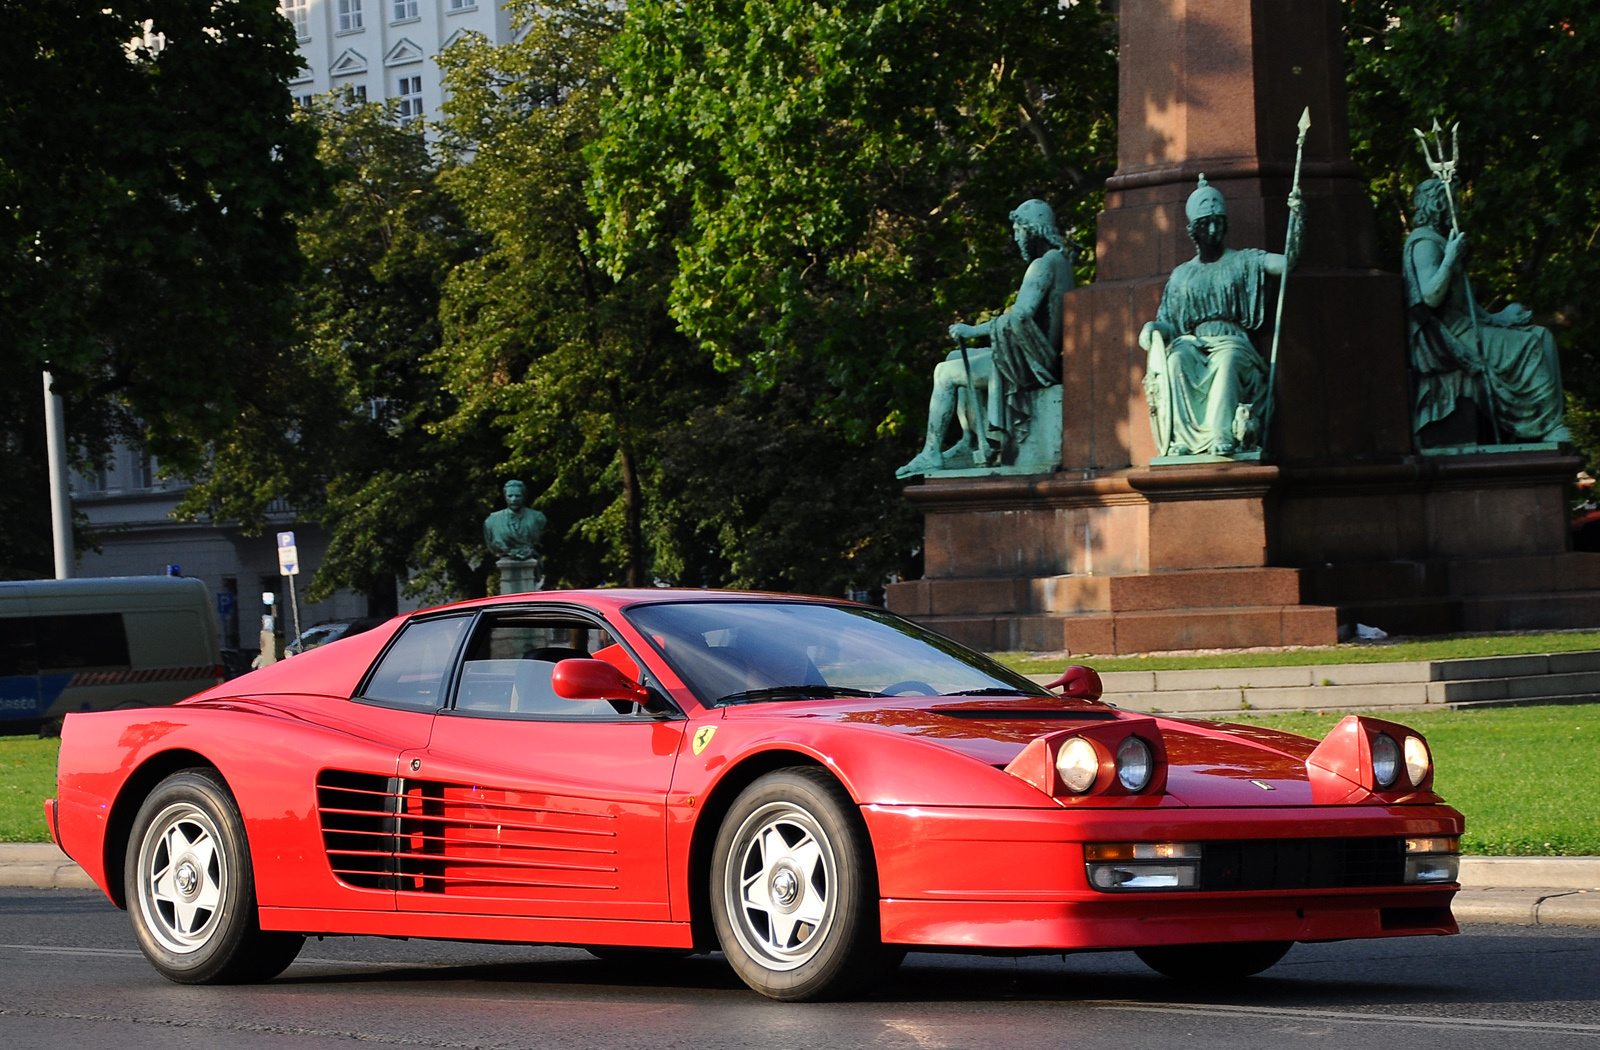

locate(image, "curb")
(4, 845), (1597, 927)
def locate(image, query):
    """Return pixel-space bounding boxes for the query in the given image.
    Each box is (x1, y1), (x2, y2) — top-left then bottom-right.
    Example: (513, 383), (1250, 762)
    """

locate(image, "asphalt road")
(3, 888), (1599, 1050)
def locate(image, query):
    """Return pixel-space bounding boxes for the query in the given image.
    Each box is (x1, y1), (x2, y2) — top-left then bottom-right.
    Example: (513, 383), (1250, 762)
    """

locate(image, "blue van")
(0, 576), (222, 732)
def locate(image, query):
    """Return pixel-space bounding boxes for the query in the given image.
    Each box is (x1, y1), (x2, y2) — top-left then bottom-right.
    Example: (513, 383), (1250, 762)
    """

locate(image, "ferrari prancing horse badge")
(692, 726), (717, 755)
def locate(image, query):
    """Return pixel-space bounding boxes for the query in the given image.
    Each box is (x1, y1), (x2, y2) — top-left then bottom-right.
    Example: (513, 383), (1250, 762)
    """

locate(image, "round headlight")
(1371, 732), (1400, 789)
(1055, 736), (1100, 794)
(1404, 734), (1430, 786)
(1116, 735), (1153, 792)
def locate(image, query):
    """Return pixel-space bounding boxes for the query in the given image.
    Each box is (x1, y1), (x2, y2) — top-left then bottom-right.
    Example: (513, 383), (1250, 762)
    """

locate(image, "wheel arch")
(685, 748), (842, 950)
(103, 748), (225, 909)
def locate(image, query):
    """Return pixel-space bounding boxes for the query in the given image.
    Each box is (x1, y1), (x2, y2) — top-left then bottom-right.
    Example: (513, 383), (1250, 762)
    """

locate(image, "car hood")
(724, 697), (1323, 807)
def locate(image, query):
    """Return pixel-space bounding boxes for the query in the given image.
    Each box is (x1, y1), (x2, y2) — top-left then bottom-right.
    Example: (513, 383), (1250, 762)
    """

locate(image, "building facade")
(279, 0), (517, 118)
(71, 449), (416, 661)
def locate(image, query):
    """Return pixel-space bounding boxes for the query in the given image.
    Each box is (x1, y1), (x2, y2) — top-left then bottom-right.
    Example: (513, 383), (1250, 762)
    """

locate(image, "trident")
(1413, 119), (1502, 442)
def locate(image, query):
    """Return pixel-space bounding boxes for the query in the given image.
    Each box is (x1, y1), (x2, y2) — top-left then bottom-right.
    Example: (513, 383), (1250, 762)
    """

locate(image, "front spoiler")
(881, 885), (1458, 949)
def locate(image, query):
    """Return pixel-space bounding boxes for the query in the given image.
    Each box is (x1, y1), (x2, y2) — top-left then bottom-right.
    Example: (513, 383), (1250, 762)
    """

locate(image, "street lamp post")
(42, 371), (72, 580)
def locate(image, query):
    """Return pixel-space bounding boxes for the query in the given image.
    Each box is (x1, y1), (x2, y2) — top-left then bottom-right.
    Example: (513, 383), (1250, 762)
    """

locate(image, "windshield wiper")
(945, 687), (1036, 696)
(716, 685), (883, 706)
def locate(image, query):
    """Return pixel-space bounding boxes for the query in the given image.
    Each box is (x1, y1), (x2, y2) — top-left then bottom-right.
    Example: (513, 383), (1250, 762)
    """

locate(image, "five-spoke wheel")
(711, 767), (902, 1000)
(125, 768), (303, 984)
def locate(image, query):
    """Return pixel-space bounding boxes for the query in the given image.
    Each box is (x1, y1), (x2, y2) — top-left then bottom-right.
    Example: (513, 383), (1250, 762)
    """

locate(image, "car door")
(396, 607), (684, 921)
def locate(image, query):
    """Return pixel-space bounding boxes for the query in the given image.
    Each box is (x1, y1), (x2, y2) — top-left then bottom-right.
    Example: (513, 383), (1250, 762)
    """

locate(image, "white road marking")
(1088, 1000), (1600, 1035)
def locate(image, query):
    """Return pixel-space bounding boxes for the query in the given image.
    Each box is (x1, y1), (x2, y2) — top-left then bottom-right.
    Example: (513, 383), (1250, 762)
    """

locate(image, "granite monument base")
(494, 557), (544, 596)
(887, 451), (1593, 655)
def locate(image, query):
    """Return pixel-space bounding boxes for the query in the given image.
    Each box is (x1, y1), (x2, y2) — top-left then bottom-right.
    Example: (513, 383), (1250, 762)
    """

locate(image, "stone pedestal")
(888, 0), (1587, 653)
(495, 557), (544, 596)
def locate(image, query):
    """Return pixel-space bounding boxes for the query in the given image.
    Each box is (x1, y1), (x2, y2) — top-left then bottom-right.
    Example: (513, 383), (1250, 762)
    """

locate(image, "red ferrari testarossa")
(48, 590), (1463, 1000)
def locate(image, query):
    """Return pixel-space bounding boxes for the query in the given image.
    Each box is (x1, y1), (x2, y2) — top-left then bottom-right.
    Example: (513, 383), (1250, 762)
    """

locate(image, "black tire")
(1135, 940), (1293, 981)
(710, 767), (899, 1001)
(124, 768), (304, 984)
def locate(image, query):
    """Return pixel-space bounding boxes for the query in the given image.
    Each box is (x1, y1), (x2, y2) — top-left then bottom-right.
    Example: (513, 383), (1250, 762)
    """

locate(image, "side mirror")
(1046, 664), (1104, 701)
(551, 658), (652, 705)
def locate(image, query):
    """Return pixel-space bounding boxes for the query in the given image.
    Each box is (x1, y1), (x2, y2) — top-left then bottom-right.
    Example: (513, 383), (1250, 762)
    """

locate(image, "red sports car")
(47, 590), (1463, 1001)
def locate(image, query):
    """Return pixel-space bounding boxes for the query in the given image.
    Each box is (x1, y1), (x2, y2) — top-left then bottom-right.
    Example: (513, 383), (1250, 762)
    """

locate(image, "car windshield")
(624, 601), (1051, 706)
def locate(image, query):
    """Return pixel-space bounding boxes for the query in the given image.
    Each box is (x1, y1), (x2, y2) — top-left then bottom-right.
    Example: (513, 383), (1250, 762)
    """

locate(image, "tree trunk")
(618, 440), (644, 587)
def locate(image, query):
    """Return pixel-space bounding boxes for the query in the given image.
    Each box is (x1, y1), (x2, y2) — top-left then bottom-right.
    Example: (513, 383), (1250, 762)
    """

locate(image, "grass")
(1230, 704), (1600, 856)
(0, 736), (57, 843)
(1, 706), (1594, 854)
(995, 630), (1600, 675)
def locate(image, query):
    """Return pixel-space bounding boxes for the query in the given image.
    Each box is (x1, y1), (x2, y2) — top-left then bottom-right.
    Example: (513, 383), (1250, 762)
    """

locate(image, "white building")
(278, 0), (518, 119)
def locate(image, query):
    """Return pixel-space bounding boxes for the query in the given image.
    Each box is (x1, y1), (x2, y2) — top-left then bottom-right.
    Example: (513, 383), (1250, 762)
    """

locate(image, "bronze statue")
(1140, 174), (1303, 458)
(1405, 178), (1567, 445)
(896, 200), (1074, 478)
(484, 480), (546, 594)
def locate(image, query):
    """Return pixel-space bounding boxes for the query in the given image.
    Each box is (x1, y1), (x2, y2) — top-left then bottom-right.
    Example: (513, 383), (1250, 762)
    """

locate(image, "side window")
(453, 614), (640, 719)
(360, 616), (469, 709)
(0, 617), (38, 677)
(34, 614), (130, 671)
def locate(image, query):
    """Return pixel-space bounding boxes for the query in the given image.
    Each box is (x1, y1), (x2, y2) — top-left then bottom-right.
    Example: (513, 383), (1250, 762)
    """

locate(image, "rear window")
(33, 614), (130, 672)
(359, 615), (470, 710)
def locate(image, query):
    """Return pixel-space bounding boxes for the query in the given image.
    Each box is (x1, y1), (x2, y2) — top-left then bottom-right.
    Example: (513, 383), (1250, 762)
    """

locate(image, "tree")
(433, 0), (711, 589)
(1345, 1), (1600, 462)
(591, 0), (1118, 438)
(587, 0), (1116, 592)
(0, 0), (323, 577)
(179, 100), (489, 610)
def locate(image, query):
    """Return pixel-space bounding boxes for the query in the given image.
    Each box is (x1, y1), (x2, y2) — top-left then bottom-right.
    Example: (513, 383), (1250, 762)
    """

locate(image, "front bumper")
(863, 802), (1463, 950)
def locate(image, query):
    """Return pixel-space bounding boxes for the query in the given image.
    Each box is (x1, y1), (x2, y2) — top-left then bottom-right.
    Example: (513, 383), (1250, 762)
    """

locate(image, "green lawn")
(0, 736), (57, 843)
(2, 706), (1594, 854)
(995, 630), (1600, 675)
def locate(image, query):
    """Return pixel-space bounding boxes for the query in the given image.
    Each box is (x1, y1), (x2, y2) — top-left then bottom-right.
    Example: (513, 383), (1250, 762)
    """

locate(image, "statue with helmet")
(897, 199), (1076, 478)
(1140, 174), (1304, 459)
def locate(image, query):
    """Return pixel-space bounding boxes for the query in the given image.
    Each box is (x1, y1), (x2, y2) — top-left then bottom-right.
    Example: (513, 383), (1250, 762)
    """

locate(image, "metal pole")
(41, 371), (72, 579)
(287, 574), (302, 648)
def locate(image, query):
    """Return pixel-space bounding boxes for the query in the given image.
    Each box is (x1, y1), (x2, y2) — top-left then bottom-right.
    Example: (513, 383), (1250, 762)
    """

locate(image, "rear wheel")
(710, 767), (900, 1001)
(125, 768), (303, 984)
(1135, 940), (1292, 981)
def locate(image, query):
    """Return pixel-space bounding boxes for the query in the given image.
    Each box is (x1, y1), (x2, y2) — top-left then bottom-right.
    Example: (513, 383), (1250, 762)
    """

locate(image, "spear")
(1414, 119), (1503, 443)
(1262, 106), (1311, 452)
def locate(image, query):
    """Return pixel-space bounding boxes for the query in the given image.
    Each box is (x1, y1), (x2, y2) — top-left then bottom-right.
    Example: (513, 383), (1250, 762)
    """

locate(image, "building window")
(397, 75), (423, 121)
(344, 84), (367, 104)
(338, 0), (364, 33)
(297, 94), (314, 108)
(448, 0), (476, 11)
(392, 0), (418, 21)
(280, 0), (309, 39)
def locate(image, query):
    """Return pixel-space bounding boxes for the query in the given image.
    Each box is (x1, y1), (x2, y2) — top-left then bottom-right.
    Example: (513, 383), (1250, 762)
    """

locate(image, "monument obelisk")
(889, 0), (1587, 654)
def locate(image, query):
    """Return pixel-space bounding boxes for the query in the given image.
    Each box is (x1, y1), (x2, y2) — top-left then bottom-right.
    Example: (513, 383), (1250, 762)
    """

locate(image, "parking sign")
(276, 531), (300, 576)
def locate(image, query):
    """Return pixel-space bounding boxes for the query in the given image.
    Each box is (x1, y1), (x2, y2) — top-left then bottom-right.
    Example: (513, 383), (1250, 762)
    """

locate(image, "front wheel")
(125, 768), (303, 984)
(1135, 940), (1292, 981)
(710, 767), (900, 1001)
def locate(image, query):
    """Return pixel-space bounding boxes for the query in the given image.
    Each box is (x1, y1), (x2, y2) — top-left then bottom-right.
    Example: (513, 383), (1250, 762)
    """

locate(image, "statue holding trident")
(1406, 122), (1567, 445)
(1141, 110), (1308, 459)
(896, 200), (1075, 478)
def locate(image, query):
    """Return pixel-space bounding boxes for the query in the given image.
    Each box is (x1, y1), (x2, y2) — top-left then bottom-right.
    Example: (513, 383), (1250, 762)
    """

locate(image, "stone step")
(921, 603), (1339, 655)
(1030, 568), (1303, 614)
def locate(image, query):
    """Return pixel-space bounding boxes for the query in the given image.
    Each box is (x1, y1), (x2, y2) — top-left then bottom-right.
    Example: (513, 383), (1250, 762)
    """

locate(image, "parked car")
(1, 576), (221, 735)
(48, 590), (1462, 1000)
(285, 617), (385, 657)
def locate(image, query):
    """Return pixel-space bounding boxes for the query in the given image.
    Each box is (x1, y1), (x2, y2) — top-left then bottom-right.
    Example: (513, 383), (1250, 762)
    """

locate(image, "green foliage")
(432, 2), (712, 588)
(592, 0), (1117, 439)
(1236, 706), (1600, 855)
(181, 100), (489, 607)
(1346, 2), (1600, 466)
(0, 0), (324, 472)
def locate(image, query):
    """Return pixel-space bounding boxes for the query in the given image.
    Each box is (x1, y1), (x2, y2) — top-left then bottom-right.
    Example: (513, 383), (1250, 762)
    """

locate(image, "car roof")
(416, 588), (858, 617)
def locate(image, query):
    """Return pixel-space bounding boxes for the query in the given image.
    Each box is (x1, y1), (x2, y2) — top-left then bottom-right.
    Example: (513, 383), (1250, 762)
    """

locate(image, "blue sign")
(216, 592), (236, 619)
